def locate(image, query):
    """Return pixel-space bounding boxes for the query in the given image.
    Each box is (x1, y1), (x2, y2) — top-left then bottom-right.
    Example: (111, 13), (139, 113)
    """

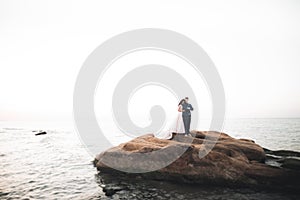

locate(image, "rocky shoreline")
(94, 131), (300, 196)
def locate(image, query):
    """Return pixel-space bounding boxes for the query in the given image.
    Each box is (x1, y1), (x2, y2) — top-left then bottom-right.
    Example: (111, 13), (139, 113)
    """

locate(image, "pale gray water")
(222, 118), (300, 152)
(0, 118), (299, 199)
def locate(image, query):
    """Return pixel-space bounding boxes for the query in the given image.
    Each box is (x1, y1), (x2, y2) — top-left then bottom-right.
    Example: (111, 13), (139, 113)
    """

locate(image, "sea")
(0, 118), (299, 200)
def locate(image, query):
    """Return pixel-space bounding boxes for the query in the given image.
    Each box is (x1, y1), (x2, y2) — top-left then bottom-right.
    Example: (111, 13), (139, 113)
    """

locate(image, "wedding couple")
(154, 97), (194, 139)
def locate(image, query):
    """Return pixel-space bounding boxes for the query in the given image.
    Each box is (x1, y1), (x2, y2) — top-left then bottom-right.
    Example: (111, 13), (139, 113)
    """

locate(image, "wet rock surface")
(95, 171), (299, 200)
(264, 148), (300, 170)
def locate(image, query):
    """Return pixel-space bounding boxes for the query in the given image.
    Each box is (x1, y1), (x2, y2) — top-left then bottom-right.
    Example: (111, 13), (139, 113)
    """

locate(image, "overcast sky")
(0, 0), (300, 122)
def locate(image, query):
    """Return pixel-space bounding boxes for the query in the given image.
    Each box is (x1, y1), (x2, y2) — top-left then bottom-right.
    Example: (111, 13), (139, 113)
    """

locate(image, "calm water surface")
(0, 119), (299, 199)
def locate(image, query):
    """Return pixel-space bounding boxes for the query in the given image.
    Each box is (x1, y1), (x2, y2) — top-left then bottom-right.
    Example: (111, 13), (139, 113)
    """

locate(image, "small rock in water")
(35, 131), (47, 136)
(104, 188), (116, 196)
(103, 185), (125, 196)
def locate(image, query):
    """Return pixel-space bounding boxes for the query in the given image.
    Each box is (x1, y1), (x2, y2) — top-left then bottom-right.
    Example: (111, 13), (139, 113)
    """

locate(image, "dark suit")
(181, 102), (194, 134)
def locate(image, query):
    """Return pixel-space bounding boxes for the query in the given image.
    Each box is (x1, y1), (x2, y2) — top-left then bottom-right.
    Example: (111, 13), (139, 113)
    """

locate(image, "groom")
(182, 97), (194, 136)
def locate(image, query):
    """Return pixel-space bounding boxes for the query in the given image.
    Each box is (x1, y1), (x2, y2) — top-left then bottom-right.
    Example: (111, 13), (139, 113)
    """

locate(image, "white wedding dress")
(154, 105), (185, 139)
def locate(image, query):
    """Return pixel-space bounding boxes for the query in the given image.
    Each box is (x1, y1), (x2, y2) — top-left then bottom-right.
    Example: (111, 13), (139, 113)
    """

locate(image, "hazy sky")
(0, 0), (300, 121)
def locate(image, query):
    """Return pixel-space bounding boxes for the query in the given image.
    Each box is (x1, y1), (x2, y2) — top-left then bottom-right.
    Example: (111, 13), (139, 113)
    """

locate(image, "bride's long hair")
(178, 99), (185, 106)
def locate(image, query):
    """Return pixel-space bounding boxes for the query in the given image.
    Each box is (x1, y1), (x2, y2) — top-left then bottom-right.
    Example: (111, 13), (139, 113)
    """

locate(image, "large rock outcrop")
(94, 131), (300, 192)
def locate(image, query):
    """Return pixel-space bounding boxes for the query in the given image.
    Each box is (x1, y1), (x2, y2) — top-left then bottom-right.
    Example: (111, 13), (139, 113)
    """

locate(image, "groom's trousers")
(182, 114), (191, 134)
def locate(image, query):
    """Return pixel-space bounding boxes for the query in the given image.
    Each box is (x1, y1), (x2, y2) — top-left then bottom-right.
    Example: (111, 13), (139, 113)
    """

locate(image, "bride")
(154, 99), (186, 139)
